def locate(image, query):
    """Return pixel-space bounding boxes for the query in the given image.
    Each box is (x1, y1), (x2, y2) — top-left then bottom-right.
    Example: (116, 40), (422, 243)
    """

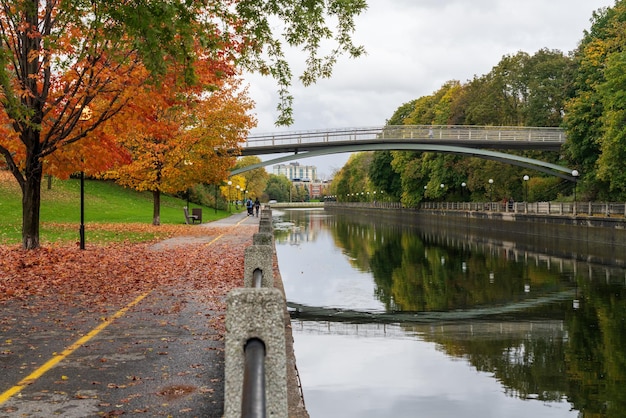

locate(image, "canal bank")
(324, 203), (626, 267)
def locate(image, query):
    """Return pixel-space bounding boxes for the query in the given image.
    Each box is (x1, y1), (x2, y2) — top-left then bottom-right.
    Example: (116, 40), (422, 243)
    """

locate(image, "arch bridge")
(233, 125), (576, 180)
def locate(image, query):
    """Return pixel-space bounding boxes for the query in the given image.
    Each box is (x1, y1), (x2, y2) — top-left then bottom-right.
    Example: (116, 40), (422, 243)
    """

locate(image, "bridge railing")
(245, 125), (565, 148)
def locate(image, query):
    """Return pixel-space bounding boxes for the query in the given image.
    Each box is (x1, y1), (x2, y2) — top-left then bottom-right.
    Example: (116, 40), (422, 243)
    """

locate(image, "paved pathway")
(0, 211), (266, 418)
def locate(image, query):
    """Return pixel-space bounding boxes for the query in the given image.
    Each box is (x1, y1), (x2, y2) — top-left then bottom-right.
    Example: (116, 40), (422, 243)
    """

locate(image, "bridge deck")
(242, 125), (565, 155)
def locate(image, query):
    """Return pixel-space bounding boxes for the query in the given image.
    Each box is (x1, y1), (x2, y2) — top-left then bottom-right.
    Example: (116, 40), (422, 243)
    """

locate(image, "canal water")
(272, 208), (626, 418)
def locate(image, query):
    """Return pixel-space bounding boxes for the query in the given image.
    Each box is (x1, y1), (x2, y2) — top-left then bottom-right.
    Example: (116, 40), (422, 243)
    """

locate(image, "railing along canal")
(325, 201), (626, 217)
(224, 210), (290, 418)
(420, 201), (626, 217)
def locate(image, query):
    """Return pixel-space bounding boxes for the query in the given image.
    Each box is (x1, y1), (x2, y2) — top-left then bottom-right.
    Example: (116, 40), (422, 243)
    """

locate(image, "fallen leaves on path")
(0, 225), (258, 312)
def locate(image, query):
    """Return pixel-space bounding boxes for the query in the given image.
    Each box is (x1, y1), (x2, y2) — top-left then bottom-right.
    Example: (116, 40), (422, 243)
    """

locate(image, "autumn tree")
(233, 156), (270, 202)
(330, 152), (373, 201)
(0, 0), (366, 249)
(105, 72), (255, 225)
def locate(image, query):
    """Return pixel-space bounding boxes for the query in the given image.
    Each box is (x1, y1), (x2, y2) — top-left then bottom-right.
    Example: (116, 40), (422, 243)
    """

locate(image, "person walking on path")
(246, 198), (254, 216)
(254, 197), (261, 217)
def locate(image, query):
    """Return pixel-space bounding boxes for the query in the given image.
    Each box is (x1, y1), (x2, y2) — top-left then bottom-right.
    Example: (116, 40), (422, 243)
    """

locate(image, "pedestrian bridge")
(241, 125), (565, 155)
(233, 125), (576, 180)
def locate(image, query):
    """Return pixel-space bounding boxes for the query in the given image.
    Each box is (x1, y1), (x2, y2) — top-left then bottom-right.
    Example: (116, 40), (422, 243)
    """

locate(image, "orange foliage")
(105, 56), (255, 194)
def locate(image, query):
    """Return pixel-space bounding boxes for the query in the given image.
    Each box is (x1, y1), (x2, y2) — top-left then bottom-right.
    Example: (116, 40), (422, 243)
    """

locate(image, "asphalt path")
(0, 211), (260, 418)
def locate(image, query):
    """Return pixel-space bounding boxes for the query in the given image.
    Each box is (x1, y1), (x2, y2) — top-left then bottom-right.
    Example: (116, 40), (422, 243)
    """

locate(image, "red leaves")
(0, 225), (257, 310)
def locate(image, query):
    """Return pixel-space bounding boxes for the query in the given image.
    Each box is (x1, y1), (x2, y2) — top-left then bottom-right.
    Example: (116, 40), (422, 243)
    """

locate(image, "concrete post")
(225, 288), (288, 418)
(244, 245), (274, 288)
(253, 232), (273, 246)
(259, 219), (273, 234)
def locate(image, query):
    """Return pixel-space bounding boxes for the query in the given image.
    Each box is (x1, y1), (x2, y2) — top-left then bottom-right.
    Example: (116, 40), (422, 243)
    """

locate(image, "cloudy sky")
(245, 0), (615, 178)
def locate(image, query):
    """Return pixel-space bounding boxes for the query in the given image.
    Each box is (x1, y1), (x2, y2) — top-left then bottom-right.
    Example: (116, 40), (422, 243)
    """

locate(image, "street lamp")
(227, 180), (232, 213)
(572, 170), (580, 215)
(78, 105), (92, 250)
(461, 182), (467, 202)
(488, 178), (494, 202)
(184, 159), (193, 208)
(236, 185), (241, 209)
(523, 175), (529, 202)
(80, 170), (85, 250)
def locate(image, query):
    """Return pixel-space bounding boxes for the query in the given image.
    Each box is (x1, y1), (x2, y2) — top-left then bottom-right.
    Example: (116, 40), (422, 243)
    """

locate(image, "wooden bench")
(183, 206), (202, 224)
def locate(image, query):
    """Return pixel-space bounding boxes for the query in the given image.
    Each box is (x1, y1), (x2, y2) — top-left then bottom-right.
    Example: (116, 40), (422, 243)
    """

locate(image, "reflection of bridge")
(232, 125), (574, 179)
(291, 319), (566, 341)
(287, 289), (576, 324)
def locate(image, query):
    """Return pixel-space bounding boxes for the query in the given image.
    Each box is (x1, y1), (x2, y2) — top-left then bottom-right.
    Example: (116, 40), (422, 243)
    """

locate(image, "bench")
(183, 206), (202, 224)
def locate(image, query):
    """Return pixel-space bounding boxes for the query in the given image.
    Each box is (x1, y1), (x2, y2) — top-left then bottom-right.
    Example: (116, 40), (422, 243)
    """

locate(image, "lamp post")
(523, 175), (529, 202)
(184, 159), (193, 209)
(488, 178), (494, 210)
(461, 182), (467, 206)
(78, 105), (92, 250)
(572, 170), (580, 215)
(80, 171), (85, 250)
(227, 180), (232, 213)
(236, 185), (240, 209)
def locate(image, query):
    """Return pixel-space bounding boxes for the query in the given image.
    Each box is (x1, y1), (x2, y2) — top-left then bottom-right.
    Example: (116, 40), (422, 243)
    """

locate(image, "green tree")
(596, 43), (626, 198)
(386, 99), (417, 125)
(563, 3), (623, 200)
(264, 174), (291, 202)
(522, 49), (574, 127)
(368, 151), (401, 201)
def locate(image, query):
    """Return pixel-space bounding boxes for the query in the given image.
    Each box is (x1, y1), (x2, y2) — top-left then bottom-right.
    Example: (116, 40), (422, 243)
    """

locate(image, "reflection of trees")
(325, 211), (626, 415)
(565, 283), (626, 418)
(332, 213), (565, 313)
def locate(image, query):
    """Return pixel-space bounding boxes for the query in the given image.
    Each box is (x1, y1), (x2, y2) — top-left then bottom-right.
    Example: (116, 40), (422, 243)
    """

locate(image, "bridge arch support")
(231, 143), (578, 181)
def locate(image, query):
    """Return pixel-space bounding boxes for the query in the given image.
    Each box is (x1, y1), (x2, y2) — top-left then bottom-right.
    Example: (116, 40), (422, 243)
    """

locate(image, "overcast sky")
(245, 0), (615, 178)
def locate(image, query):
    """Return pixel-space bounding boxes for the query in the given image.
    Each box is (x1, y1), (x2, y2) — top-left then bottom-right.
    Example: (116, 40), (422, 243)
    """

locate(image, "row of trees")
(331, 1), (626, 207)
(0, 0), (367, 249)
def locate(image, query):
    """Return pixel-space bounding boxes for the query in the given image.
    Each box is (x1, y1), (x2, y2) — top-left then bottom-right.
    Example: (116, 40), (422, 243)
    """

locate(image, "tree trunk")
(22, 158), (43, 249)
(152, 189), (161, 226)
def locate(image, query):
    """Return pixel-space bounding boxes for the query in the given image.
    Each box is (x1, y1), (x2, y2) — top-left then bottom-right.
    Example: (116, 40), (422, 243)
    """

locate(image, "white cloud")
(245, 0), (614, 177)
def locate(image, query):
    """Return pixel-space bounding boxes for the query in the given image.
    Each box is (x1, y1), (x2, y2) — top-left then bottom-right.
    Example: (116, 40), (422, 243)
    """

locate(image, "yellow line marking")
(0, 291), (150, 405)
(205, 234), (224, 246)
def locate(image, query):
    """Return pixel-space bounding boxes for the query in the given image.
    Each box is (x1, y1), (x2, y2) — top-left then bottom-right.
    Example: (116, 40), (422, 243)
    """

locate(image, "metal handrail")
(245, 125), (566, 148)
(242, 338), (266, 418)
(241, 268), (267, 417)
(253, 268), (263, 289)
(325, 201), (626, 217)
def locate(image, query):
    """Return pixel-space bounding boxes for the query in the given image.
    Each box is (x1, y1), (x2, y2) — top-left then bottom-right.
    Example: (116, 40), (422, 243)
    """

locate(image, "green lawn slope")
(0, 171), (232, 245)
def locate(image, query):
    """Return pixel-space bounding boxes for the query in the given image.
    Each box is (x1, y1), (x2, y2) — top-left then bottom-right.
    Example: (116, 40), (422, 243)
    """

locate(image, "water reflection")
(274, 209), (626, 418)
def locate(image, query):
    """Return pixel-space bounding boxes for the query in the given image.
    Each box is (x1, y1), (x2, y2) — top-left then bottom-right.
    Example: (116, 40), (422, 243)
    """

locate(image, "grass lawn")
(0, 171), (236, 245)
